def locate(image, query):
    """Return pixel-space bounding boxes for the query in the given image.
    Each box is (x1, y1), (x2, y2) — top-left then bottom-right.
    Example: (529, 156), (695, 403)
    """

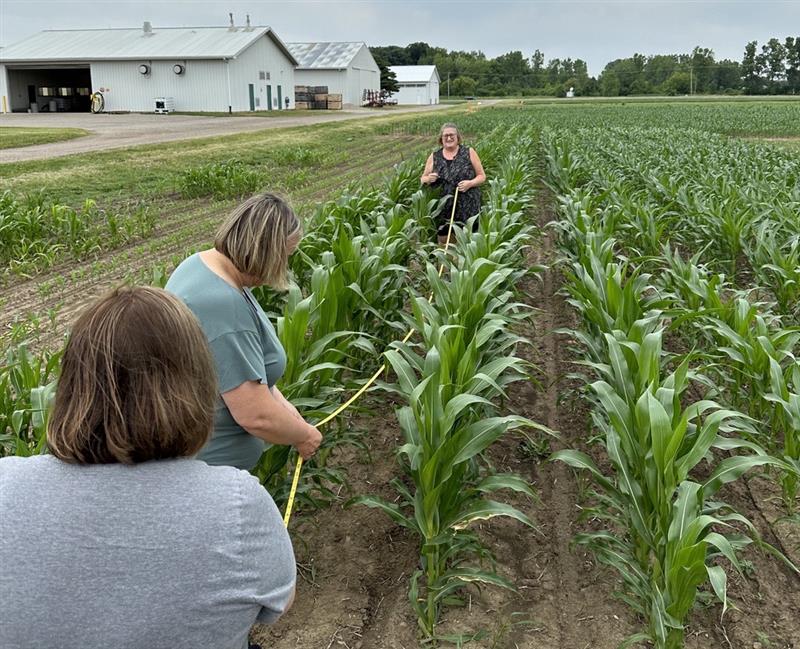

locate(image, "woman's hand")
(424, 171), (439, 185)
(295, 423), (322, 460)
(457, 180), (472, 192)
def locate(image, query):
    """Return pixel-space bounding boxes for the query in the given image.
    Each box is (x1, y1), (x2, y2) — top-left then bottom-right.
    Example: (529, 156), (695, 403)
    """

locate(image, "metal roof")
(0, 26), (298, 64)
(285, 42), (366, 70)
(389, 65), (440, 83)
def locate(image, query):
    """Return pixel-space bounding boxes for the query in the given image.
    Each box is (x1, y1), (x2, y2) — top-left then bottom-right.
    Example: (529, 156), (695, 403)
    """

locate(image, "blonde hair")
(214, 193), (301, 290)
(438, 122), (462, 146)
(48, 287), (217, 464)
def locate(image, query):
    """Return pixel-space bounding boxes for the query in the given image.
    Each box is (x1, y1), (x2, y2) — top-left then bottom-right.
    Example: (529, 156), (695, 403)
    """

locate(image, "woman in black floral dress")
(421, 123), (487, 245)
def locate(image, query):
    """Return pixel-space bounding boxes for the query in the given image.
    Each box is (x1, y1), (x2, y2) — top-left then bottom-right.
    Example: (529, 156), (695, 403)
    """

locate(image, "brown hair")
(48, 287), (217, 465)
(214, 193), (302, 290)
(438, 122), (462, 146)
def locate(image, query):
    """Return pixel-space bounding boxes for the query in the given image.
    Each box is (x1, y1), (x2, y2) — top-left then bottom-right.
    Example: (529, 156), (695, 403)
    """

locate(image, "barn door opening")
(248, 84), (255, 112)
(277, 85), (282, 110)
(266, 85), (273, 111)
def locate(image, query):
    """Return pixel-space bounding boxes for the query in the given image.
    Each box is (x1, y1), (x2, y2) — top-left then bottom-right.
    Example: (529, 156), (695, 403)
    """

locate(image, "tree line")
(371, 38), (800, 97)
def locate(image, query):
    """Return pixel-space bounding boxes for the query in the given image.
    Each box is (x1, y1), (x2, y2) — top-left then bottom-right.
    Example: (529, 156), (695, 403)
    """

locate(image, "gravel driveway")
(0, 103), (458, 163)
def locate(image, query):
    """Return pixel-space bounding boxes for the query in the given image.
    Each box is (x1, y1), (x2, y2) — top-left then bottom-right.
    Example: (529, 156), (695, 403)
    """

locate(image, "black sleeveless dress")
(432, 145), (482, 236)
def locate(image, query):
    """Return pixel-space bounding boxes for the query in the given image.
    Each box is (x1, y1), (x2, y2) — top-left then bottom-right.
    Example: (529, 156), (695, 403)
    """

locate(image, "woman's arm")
(222, 381), (322, 459)
(271, 385), (303, 421)
(421, 153), (438, 185)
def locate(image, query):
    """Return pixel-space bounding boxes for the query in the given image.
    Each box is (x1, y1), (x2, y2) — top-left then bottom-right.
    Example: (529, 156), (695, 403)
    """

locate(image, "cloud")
(1, 0), (797, 76)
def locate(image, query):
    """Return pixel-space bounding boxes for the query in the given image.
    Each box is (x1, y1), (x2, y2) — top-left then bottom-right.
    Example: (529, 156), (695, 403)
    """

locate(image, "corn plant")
(562, 252), (664, 359)
(376, 344), (538, 638)
(356, 297), (544, 638)
(546, 124), (800, 647)
(0, 344), (61, 457)
(764, 360), (800, 512)
(747, 225), (800, 319)
(554, 328), (791, 649)
(178, 160), (263, 199)
(0, 190), (155, 278)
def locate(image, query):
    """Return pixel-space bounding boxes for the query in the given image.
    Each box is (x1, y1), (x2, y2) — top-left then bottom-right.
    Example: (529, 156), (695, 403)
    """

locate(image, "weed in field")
(178, 160), (263, 199)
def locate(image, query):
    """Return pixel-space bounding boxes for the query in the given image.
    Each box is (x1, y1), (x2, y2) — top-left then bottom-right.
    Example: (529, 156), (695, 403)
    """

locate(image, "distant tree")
(741, 41), (761, 94)
(372, 53), (399, 93)
(712, 59), (742, 93)
(786, 36), (800, 93)
(690, 46), (716, 92)
(645, 54), (680, 88)
(530, 49), (546, 88)
(662, 71), (691, 95)
(371, 37), (793, 99)
(369, 45), (410, 66)
(451, 76), (477, 97)
(600, 56), (646, 95)
(406, 41), (434, 64)
(599, 67), (621, 96)
(763, 38), (787, 92)
(490, 51), (531, 92)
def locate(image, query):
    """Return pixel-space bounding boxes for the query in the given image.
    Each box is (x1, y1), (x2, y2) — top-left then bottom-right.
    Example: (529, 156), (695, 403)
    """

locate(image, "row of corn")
(352, 128), (552, 640)
(544, 125), (800, 648)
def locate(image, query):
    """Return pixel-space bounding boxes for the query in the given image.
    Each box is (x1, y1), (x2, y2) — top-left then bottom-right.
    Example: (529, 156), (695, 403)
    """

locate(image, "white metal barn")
(389, 65), (440, 105)
(0, 21), (298, 113)
(286, 42), (379, 107)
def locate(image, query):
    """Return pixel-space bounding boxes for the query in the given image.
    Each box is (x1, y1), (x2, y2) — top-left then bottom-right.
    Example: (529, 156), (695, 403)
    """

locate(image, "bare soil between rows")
(250, 184), (799, 648)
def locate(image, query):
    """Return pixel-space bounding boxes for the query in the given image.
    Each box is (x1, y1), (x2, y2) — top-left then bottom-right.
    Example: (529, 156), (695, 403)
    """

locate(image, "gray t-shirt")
(166, 253), (287, 469)
(0, 454), (295, 649)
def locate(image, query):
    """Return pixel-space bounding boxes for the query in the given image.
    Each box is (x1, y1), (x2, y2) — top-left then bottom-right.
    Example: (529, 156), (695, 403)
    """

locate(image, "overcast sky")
(1, 0), (798, 76)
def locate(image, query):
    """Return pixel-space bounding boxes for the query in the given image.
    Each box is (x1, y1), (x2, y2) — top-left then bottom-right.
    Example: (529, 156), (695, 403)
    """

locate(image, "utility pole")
(447, 73), (450, 98)
(690, 66), (693, 95)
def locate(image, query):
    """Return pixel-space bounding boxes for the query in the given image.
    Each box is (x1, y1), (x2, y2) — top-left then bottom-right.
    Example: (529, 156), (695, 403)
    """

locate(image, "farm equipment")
(361, 89), (397, 108)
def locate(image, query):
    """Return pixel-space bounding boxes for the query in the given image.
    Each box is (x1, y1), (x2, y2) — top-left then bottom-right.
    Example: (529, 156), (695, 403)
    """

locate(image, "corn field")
(3, 100), (800, 648)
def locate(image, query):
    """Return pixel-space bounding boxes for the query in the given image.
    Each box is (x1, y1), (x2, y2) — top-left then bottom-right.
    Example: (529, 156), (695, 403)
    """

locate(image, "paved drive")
(0, 103), (460, 163)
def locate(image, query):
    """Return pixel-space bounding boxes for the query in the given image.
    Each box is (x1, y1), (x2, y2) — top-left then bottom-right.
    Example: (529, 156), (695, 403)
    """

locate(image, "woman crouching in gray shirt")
(0, 287), (296, 649)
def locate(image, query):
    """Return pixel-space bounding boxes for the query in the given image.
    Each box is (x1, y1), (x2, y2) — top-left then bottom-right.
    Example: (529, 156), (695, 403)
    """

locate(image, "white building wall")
(348, 46), (379, 106)
(430, 78), (440, 104)
(294, 69), (347, 98)
(293, 46), (379, 106)
(393, 72), (440, 105)
(90, 59), (228, 112)
(394, 83), (429, 105)
(230, 33), (295, 111)
(87, 33), (295, 112)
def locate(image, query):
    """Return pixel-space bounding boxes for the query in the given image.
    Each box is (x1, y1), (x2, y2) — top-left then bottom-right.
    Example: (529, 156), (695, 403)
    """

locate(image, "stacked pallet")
(294, 85), (330, 110)
(327, 94), (342, 110)
(293, 86), (342, 110)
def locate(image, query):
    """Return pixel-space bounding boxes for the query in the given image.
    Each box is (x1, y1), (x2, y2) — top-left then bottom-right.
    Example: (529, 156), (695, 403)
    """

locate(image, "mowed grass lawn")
(0, 127), (89, 149)
(0, 109), (457, 204)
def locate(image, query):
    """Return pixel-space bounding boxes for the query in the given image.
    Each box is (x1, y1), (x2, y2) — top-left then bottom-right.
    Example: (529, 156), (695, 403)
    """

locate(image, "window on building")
(58, 87), (73, 97)
(38, 87), (56, 96)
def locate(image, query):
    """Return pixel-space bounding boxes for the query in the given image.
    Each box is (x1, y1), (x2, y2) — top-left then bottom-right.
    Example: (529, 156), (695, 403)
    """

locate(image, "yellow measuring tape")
(283, 188), (461, 526)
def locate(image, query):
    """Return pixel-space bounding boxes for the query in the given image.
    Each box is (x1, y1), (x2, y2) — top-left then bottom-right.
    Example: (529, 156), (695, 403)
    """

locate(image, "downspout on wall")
(225, 58), (232, 113)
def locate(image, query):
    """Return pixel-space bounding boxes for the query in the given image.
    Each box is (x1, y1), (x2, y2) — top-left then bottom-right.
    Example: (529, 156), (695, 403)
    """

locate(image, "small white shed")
(389, 65), (440, 105)
(286, 42), (380, 107)
(0, 21), (298, 113)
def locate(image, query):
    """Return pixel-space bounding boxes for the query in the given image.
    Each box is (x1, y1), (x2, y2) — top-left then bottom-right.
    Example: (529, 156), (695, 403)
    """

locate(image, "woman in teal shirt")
(167, 193), (322, 470)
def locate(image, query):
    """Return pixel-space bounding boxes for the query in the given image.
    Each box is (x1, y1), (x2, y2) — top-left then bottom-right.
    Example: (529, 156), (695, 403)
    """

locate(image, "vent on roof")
(143, 21), (153, 35)
(228, 12), (236, 31)
(245, 14), (253, 31)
